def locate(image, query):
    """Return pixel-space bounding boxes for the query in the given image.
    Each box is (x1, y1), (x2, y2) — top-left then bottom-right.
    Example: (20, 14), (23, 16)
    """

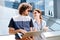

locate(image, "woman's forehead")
(33, 11), (39, 13)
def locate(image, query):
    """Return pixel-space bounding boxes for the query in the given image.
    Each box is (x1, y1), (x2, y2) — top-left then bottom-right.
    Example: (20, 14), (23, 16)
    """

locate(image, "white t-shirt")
(33, 19), (46, 31)
(33, 19), (46, 40)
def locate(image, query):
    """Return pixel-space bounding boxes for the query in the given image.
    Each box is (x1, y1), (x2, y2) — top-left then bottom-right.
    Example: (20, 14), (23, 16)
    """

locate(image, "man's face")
(23, 8), (31, 16)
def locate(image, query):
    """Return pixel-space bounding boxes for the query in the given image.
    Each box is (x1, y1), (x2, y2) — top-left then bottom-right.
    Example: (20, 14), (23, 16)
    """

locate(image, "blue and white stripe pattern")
(8, 15), (33, 39)
(13, 15), (32, 31)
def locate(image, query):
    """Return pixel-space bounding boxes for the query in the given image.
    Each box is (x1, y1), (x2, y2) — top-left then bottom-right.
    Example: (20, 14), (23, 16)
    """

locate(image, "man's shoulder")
(12, 15), (20, 18)
(12, 15), (32, 21)
(12, 15), (20, 21)
(27, 16), (32, 19)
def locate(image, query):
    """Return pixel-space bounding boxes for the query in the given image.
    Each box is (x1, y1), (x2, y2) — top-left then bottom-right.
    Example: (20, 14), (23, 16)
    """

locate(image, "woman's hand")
(43, 27), (48, 32)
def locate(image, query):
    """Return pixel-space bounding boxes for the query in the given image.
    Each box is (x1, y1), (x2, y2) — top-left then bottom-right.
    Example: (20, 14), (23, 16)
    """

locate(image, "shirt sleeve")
(30, 19), (34, 27)
(8, 18), (19, 30)
(44, 21), (46, 26)
(42, 20), (46, 27)
(8, 18), (15, 28)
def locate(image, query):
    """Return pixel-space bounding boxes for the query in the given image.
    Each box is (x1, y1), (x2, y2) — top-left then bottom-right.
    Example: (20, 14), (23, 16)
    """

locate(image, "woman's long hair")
(34, 9), (42, 30)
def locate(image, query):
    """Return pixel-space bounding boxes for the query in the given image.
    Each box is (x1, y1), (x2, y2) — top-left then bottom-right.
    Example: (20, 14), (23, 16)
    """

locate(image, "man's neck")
(21, 14), (28, 16)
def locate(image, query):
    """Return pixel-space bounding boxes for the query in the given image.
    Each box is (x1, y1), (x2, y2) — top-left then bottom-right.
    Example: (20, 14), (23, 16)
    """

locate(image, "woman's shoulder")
(42, 20), (46, 25)
(42, 20), (46, 23)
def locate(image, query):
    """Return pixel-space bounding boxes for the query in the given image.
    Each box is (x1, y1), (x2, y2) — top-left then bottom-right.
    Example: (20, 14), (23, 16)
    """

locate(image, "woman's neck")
(35, 18), (41, 25)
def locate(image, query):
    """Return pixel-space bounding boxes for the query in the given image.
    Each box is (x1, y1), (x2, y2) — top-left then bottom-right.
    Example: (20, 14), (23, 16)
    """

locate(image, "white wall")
(0, 6), (18, 35)
(0, 35), (15, 40)
(0, 0), (5, 6)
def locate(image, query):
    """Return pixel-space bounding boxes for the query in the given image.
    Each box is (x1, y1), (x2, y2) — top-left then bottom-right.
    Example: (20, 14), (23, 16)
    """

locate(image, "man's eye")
(34, 12), (36, 14)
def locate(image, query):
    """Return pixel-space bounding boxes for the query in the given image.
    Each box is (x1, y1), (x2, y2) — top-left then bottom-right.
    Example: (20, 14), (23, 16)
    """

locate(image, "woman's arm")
(43, 26), (48, 32)
(43, 20), (48, 32)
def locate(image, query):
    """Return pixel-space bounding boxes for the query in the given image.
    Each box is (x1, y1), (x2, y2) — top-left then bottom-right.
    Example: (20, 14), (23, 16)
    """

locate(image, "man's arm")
(9, 27), (27, 35)
(9, 27), (15, 35)
(30, 19), (34, 32)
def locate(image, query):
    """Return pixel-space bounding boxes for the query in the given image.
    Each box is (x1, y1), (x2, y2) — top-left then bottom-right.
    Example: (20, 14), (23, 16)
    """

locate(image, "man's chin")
(25, 14), (28, 16)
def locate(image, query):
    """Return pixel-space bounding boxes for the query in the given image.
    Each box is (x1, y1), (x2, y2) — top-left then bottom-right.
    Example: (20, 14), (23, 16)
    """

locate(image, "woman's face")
(33, 11), (40, 19)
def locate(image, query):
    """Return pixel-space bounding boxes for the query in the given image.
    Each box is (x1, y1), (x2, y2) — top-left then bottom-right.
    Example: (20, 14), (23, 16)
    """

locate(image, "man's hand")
(21, 36), (34, 40)
(20, 29), (27, 34)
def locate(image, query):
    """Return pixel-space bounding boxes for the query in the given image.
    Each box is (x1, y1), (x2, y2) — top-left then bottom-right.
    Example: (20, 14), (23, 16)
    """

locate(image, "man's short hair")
(18, 3), (32, 15)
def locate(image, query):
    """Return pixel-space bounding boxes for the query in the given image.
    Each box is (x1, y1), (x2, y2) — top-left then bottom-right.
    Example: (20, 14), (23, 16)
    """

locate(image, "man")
(8, 3), (34, 40)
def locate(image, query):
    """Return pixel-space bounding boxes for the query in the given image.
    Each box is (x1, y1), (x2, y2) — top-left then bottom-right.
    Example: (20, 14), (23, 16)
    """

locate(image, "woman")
(33, 9), (48, 31)
(33, 9), (48, 40)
